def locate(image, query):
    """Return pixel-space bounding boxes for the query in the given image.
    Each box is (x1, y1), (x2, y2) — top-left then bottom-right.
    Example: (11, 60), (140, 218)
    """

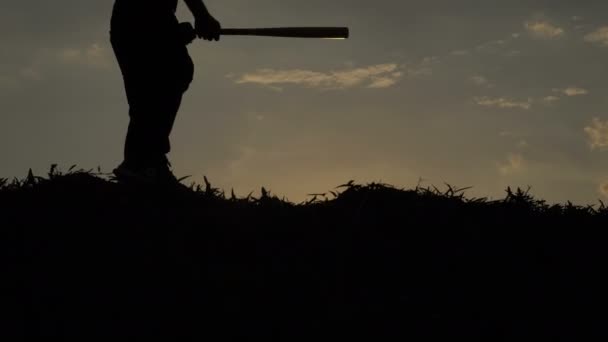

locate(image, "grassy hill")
(2, 165), (608, 339)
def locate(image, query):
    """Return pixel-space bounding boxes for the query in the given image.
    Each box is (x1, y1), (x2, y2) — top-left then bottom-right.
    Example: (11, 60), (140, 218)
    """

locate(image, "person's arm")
(183, 0), (221, 41)
(184, 0), (210, 18)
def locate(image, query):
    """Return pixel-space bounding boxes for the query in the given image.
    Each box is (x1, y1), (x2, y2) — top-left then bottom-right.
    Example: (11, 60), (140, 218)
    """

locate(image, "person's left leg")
(143, 88), (183, 167)
(152, 44), (194, 168)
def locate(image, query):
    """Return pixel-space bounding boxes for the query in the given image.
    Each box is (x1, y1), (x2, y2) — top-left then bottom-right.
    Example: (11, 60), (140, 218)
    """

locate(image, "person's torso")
(114, 0), (178, 14)
(111, 0), (180, 36)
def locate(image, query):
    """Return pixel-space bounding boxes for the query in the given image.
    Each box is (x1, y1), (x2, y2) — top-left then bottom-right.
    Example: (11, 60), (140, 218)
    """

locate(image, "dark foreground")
(1, 167), (608, 340)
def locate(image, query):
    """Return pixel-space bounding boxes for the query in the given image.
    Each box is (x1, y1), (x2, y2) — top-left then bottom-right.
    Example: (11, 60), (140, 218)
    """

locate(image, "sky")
(2, 0), (608, 205)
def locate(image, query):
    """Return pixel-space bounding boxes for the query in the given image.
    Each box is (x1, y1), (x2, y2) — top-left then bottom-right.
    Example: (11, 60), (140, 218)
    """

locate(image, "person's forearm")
(184, 0), (211, 19)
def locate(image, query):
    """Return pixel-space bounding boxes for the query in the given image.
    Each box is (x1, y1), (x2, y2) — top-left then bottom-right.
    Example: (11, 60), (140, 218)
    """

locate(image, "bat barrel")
(220, 27), (349, 39)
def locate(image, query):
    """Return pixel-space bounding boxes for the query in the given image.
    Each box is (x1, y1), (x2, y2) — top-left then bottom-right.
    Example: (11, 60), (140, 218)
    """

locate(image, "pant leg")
(110, 30), (194, 169)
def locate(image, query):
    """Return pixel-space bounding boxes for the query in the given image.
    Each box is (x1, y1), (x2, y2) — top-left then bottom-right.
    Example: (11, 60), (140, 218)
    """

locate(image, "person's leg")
(112, 32), (194, 175)
(111, 33), (154, 170)
(144, 45), (193, 168)
(126, 89), (183, 167)
(151, 43), (194, 167)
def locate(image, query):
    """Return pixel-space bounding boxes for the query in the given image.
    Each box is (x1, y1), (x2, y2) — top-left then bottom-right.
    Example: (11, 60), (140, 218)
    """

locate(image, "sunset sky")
(2, 0), (608, 204)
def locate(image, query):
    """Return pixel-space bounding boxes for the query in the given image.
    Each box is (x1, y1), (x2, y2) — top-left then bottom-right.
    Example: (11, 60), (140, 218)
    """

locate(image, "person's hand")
(195, 14), (221, 41)
(178, 22), (197, 45)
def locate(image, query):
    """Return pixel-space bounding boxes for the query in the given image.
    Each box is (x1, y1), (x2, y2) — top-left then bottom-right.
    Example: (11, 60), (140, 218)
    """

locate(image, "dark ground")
(1, 166), (608, 340)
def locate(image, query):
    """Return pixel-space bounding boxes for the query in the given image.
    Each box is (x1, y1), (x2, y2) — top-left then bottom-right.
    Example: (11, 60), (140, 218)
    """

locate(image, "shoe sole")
(113, 167), (156, 185)
(113, 167), (185, 189)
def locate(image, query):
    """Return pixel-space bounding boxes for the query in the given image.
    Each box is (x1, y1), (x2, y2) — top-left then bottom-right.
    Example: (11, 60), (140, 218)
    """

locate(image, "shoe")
(113, 160), (181, 187)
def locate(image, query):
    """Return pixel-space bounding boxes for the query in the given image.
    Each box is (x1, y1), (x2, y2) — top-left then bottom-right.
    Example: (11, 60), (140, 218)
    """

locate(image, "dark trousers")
(110, 21), (194, 169)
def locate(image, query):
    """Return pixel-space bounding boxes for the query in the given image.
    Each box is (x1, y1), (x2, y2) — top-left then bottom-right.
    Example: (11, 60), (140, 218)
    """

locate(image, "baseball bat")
(220, 27), (349, 39)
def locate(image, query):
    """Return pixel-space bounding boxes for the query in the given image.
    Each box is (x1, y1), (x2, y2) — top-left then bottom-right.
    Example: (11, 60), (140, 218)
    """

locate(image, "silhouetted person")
(110, 0), (221, 185)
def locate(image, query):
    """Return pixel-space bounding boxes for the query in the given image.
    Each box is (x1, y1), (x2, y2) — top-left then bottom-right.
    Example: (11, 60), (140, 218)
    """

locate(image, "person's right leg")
(111, 32), (193, 184)
(123, 90), (183, 168)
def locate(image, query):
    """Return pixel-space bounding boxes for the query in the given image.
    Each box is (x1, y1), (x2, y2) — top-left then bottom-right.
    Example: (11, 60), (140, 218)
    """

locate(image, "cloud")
(57, 43), (110, 68)
(403, 56), (439, 77)
(368, 75), (400, 89)
(234, 63), (401, 90)
(474, 97), (532, 110)
(450, 49), (470, 56)
(600, 182), (608, 198)
(470, 76), (487, 86)
(470, 75), (493, 88)
(475, 39), (508, 53)
(505, 50), (522, 57)
(233, 59), (437, 91)
(0, 43), (109, 89)
(0, 65), (43, 89)
(227, 146), (259, 177)
(584, 117), (608, 150)
(518, 140), (529, 148)
(524, 21), (564, 39)
(499, 153), (525, 175)
(499, 131), (529, 149)
(585, 27), (608, 47)
(542, 95), (560, 103)
(455, 33), (521, 57)
(554, 87), (588, 97)
(20, 67), (42, 81)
